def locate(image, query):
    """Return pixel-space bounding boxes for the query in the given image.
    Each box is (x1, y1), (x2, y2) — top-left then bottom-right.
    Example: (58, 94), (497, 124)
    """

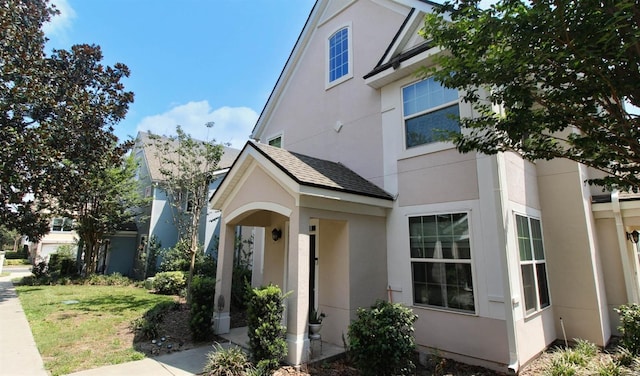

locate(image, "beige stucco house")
(210, 0), (640, 372)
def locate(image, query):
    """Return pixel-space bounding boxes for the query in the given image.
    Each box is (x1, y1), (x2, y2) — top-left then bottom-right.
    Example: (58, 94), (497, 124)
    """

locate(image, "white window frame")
(267, 133), (283, 148)
(326, 22), (353, 89)
(401, 77), (460, 151)
(51, 217), (73, 232)
(515, 213), (551, 315)
(409, 211), (476, 314)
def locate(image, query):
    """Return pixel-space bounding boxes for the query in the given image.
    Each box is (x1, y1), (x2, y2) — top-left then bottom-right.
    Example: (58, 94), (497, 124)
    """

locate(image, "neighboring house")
(29, 217), (77, 262)
(134, 131), (241, 272)
(209, 0), (640, 372)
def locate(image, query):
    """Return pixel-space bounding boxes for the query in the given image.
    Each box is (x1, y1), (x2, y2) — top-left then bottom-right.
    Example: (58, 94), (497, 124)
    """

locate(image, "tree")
(63, 152), (147, 276)
(0, 226), (21, 252)
(1, 0), (134, 241)
(420, 0), (640, 190)
(147, 125), (224, 301)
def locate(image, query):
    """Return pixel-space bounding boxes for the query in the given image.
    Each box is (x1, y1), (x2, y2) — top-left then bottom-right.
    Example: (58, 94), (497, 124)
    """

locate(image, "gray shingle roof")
(136, 131), (240, 182)
(253, 142), (393, 201)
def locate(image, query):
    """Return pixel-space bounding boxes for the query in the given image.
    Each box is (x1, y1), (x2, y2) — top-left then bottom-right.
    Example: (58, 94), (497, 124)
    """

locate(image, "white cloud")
(136, 101), (258, 149)
(42, 0), (76, 40)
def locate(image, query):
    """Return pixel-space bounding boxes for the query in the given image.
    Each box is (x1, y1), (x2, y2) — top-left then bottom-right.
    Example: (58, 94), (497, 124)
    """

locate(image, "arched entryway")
(210, 142), (393, 365)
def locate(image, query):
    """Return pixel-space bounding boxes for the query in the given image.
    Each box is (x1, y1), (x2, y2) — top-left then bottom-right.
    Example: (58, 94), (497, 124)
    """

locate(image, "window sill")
(325, 74), (353, 90)
(399, 141), (457, 161)
(523, 304), (552, 321)
(411, 303), (477, 317)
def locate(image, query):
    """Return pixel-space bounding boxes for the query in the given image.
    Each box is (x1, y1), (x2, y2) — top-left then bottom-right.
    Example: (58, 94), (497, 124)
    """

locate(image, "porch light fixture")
(628, 230), (640, 244)
(272, 228), (282, 241)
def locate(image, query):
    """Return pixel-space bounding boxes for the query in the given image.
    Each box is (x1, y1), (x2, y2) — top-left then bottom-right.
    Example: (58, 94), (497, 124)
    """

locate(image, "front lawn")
(16, 283), (177, 376)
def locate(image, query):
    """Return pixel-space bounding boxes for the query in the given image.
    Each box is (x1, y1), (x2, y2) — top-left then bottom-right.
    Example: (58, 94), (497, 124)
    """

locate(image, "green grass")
(16, 284), (177, 375)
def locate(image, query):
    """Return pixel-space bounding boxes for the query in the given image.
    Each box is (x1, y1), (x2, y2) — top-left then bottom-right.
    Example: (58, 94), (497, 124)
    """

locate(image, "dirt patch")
(133, 301), (201, 357)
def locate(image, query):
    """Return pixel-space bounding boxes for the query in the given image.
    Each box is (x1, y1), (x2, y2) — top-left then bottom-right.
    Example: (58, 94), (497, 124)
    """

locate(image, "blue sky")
(44, 0), (316, 149)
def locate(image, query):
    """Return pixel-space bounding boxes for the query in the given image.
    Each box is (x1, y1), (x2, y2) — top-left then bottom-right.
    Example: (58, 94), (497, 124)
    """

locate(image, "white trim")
(267, 132), (284, 148)
(406, 210), (478, 315)
(226, 202), (293, 224)
(325, 22), (354, 90)
(400, 77), (461, 152)
(512, 211), (552, 317)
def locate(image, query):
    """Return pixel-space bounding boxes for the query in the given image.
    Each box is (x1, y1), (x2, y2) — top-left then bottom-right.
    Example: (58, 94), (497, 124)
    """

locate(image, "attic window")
(268, 135), (282, 148)
(327, 24), (353, 88)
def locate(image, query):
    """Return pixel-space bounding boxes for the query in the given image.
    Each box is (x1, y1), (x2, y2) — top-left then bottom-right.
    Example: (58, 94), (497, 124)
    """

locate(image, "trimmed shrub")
(153, 271), (186, 295)
(247, 284), (287, 372)
(203, 343), (253, 376)
(615, 303), (640, 355)
(49, 253), (77, 278)
(189, 275), (216, 341)
(84, 273), (132, 286)
(347, 300), (418, 376)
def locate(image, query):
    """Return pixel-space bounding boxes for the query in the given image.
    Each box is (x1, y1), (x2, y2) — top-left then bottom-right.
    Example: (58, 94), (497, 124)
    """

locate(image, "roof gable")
(364, 1), (442, 88)
(134, 131), (240, 182)
(251, 0), (436, 142)
(210, 141), (394, 210)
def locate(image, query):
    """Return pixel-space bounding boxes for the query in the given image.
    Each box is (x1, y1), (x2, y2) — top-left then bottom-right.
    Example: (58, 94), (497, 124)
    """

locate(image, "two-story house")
(209, 0), (640, 372)
(134, 131), (241, 272)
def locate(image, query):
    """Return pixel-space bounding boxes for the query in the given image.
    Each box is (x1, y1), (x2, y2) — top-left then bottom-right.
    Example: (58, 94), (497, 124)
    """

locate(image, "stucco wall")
(397, 149), (479, 206)
(257, 0), (407, 189)
(537, 158), (610, 346)
(594, 217), (630, 335)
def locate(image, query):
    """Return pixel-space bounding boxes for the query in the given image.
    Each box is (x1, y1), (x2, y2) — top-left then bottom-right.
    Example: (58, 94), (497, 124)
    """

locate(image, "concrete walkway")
(0, 266), (344, 375)
(0, 266), (48, 376)
(0, 266), (217, 376)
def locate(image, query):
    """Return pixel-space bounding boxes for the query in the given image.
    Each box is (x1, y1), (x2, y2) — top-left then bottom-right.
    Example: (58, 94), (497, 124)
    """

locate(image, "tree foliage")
(146, 125), (223, 301)
(66, 153), (147, 276)
(0, 0), (134, 241)
(421, 0), (640, 190)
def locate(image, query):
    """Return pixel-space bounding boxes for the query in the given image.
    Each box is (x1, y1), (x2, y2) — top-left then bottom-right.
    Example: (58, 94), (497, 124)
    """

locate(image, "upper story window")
(327, 25), (352, 87)
(515, 214), (550, 314)
(402, 77), (460, 148)
(268, 135), (282, 148)
(409, 212), (475, 313)
(51, 217), (73, 232)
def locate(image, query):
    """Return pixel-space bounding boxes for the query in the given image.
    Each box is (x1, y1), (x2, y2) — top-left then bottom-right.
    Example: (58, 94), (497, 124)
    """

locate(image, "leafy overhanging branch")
(421, 0), (640, 190)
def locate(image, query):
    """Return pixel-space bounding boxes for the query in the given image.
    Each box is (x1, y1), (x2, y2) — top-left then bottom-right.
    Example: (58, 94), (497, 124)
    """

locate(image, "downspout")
(495, 152), (520, 374)
(611, 190), (640, 303)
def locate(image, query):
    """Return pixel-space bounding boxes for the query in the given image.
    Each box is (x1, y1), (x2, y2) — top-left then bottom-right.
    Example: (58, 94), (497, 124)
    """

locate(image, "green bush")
(615, 304), (640, 355)
(5, 251), (26, 259)
(49, 251), (77, 278)
(203, 343), (253, 376)
(247, 284), (287, 372)
(347, 300), (418, 376)
(83, 273), (132, 286)
(189, 275), (216, 341)
(153, 271), (186, 295)
(158, 239), (216, 277)
(158, 240), (193, 273)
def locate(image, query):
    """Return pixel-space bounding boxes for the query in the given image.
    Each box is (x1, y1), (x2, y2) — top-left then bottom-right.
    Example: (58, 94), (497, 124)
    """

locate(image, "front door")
(309, 234), (316, 313)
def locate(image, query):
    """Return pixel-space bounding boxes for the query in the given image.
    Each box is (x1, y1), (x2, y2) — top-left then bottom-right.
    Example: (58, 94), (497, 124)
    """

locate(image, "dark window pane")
(536, 263), (550, 308)
(531, 219), (545, 260)
(410, 237), (423, 258)
(445, 263), (474, 311)
(412, 262), (427, 283)
(409, 217), (422, 236)
(405, 105), (460, 148)
(455, 239), (471, 259)
(521, 264), (536, 312)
